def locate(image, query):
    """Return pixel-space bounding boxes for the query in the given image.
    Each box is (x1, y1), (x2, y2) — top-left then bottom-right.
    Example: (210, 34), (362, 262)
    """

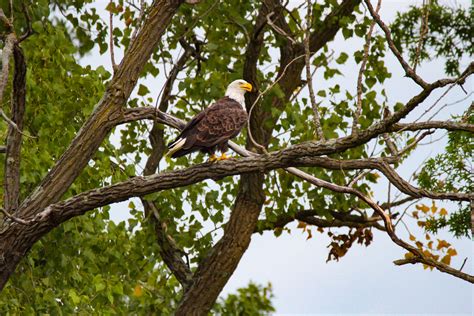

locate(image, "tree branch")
(304, 0), (325, 140)
(353, 0), (381, 134)
(363, 0), (428, 88)
(0, 33), (15, 105)
(256, 209), (387, 232)
(4, 44), (26, 213)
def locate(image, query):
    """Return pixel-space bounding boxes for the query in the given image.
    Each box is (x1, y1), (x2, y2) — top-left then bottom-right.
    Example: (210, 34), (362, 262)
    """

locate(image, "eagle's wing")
(192, 99), (247, 148)
(168, 97), (247, 157)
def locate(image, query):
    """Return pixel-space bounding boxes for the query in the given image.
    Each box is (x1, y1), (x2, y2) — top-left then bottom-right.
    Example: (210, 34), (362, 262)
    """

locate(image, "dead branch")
(413, 0), (431, 72)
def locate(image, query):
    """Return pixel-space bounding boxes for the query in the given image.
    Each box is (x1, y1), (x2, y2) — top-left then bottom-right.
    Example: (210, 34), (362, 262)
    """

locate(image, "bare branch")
(266, 11), (296, 45)
(353, 0), (381, 134)
(0, 208), (31, 225)
(394, 257), (472, 283)
(391, 121), (474, 133)
(413, 0), (431, 72)
(109, 1), (118, 73)
(304, 0), (325, 140)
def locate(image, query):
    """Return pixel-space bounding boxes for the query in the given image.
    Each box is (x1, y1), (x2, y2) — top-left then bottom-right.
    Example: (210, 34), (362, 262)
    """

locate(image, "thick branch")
(4, 44), (26, 212)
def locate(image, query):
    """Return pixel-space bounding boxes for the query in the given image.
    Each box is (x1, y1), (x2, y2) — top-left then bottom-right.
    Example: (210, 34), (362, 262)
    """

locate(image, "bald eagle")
(167, 79), (252, 161)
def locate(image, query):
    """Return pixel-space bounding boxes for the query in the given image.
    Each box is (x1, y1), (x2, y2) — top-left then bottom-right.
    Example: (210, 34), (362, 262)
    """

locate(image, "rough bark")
(4, 44), (26, 212)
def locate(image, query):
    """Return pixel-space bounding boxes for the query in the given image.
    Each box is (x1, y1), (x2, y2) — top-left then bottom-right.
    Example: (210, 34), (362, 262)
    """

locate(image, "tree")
(0, 0), (472, 314)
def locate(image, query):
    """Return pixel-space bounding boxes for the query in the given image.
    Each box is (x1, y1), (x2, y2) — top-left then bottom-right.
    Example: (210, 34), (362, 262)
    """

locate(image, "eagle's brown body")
(168, 96), (247, 158)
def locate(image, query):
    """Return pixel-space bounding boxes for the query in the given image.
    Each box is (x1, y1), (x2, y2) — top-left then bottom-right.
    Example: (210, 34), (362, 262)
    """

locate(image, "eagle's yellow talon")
(208, 154), (218, 162)
(217, 153), (230, 161)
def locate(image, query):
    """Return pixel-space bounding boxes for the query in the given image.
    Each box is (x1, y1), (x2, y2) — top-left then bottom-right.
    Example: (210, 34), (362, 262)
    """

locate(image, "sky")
(79, 0), (472, 314)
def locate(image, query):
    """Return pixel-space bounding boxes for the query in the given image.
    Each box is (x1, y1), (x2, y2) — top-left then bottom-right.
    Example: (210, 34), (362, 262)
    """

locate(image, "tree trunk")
(175, 173), (265, 315)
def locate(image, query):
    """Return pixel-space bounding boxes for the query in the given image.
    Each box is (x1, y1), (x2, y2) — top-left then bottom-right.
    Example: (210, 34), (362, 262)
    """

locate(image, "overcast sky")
(80, 0), (472, 314)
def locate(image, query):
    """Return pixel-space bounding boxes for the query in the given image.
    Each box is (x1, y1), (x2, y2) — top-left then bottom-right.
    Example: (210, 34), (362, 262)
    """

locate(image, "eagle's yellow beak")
(240, 82), (253, 92)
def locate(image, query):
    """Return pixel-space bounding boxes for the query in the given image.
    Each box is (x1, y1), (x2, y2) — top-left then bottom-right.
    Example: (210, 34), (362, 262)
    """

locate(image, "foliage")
(212, 283), (275, 315)
(391, 1), (473, 76)
(416, 109), (473, 238)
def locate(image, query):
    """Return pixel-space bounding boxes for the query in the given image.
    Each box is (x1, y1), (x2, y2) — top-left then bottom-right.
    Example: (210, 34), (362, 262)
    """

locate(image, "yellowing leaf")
(425, 233), (431, 240)
(133, 284), (143, 297)
(440, 255), (451, 265)
(447, 248), (458, 257)
(404, 252), (414, 259)
(437, 240), (451, 250)
(409, 234), (416, 241)
(416, 204), (430, 213)
(296, 221), (307, 229)
(431, 201), (437, 214)
(412, 211), (419, 219)
(439, 208), (448, 216)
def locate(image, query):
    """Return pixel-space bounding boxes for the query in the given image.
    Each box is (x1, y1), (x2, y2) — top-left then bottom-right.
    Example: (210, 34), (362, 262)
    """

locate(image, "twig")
(247, 54), (306, 152)
(19, 2), (33, 42)
(413, 0), (431, 72)
(266, 11), (296, 45)
(348, 170), (371, 187)
(0, 108), (35, 138)
(397, 130), (434, 156)
(304, 0), (324, 140)
(352, 0), (381, 134)
(9, 0), (13, 22)
(109, 1), (118, 73)
(0, 208), (30, 225)
(364, 0), (428, 89)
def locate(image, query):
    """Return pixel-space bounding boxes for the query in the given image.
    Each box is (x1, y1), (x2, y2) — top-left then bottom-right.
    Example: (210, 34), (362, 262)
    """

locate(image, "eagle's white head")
(225, 79), (252, 107)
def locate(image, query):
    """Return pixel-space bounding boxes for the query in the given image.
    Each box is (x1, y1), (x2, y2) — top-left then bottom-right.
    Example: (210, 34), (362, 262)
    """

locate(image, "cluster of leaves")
(326, 227), (373, 262)
(406, 203), (459, 269)
(391, 1), (473, 75)
(212, 283), (275, 315)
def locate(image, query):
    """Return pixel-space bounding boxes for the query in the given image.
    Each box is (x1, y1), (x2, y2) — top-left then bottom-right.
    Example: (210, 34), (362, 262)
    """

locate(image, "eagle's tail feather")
(166, 138), (186, 157)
